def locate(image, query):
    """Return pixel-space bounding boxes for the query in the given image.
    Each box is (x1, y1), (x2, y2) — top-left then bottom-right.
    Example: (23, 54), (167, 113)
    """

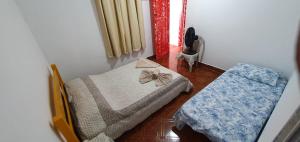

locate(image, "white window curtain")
(95, 0), (146, 58)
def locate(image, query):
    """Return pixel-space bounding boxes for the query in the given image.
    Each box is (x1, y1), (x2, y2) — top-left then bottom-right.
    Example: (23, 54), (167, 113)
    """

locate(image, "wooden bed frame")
(51, 64), (80, 142)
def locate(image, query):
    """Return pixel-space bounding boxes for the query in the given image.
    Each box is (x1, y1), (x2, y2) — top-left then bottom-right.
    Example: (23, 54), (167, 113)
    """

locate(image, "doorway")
(169, 0), (183, 48)
(169, 0), (187, 70)
(150, 0), (187, 62)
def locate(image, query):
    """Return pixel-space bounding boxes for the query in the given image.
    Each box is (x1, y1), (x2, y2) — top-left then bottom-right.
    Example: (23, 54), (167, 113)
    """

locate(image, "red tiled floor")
(116, 47), (224, 142)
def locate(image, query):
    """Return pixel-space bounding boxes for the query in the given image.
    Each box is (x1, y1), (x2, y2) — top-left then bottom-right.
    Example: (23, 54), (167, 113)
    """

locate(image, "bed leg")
(175, 120), (185, 130)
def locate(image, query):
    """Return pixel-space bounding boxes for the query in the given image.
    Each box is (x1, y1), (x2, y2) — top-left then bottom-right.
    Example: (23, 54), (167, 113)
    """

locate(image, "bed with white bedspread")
(65, 59), (192, 141)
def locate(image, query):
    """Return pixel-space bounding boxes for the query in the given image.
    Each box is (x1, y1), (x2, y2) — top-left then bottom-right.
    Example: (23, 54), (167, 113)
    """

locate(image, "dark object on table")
(183, 27), (198, 55)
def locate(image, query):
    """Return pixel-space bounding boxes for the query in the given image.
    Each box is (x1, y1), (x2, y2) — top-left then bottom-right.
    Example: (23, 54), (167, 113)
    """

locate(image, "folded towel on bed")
(136, 58), (160, 68)
(139, 69), (173, 86)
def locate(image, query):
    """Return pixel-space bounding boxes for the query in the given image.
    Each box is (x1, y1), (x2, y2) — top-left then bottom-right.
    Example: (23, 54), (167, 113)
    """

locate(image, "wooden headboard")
(51, 64), (79, 142)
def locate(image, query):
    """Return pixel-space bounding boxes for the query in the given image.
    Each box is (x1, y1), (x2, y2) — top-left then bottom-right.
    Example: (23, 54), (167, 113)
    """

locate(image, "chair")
(177, 35), (205, 72)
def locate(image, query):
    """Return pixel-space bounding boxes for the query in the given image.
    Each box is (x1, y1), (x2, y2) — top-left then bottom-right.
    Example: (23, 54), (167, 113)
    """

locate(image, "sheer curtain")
(95, 0), (146, 58)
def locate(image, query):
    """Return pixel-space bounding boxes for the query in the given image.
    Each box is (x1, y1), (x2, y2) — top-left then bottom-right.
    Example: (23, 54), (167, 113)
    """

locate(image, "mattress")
(174, 69), (287, 142)
(65, 59), (192, 140)
(89, 60), (183, 111)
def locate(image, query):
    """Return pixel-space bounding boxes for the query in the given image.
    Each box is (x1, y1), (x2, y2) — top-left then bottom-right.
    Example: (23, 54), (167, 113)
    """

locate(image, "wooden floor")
(116, 46), (224, 142)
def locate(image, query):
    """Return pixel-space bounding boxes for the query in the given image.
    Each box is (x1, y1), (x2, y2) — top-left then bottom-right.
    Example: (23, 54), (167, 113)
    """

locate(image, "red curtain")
(150, 0), (170, 59)
(178, 0), (188, 50)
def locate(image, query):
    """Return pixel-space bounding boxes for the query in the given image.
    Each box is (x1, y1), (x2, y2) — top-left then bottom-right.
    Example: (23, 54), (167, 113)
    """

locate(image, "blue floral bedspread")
(174, 68), (287, 142)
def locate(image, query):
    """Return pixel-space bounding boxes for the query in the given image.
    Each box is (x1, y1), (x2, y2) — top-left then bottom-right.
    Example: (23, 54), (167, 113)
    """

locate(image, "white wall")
(258, 71), (300, 141)
(0, 0), (59, 141)
(169, 0), (183, 46)
(186, 0), (300, 77)
(15, 0), (154, 81)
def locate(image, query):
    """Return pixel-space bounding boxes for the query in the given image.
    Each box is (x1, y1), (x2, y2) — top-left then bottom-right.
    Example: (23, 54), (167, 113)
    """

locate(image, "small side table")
(177, 52), (199, 72)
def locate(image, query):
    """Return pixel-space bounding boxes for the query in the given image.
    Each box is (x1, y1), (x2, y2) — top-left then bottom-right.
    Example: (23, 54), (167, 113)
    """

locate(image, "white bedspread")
(89, 60), (181, 111)
(66, 59), (193, 140)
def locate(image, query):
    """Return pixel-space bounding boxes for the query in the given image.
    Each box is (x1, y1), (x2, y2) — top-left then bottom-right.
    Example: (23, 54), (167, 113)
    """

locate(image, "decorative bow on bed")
(139, 69), (173, 87)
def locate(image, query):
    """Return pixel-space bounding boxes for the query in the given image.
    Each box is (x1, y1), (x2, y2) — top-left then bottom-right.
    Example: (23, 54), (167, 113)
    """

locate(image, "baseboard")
(198, 62), (225, 73)
(147, 55), (224, 73)
(147, 55), (156, 60)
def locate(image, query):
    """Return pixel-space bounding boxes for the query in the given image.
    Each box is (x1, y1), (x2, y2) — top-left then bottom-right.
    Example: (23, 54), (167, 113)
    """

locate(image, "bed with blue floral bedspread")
(174, 63), (288, 142)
